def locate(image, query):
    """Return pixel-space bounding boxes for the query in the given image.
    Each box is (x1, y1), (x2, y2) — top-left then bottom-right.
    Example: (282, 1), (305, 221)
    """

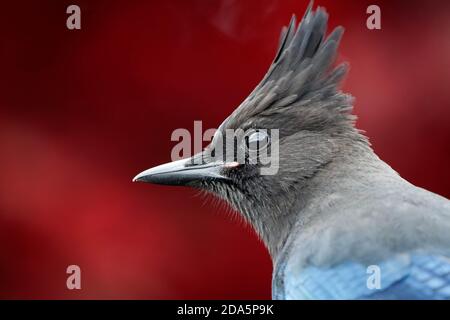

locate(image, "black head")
(133, 4), (367, 249)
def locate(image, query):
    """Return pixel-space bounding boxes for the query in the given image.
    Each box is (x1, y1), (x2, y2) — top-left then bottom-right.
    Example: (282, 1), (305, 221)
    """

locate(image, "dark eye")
(245, 130), (270, 152)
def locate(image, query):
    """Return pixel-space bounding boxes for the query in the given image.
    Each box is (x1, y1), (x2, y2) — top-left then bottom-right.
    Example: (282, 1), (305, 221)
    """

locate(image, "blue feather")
(281, 254), (450, 299)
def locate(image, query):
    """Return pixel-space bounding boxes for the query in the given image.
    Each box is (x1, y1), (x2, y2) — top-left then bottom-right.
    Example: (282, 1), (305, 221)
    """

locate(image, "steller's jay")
(134, 3), (450, 299)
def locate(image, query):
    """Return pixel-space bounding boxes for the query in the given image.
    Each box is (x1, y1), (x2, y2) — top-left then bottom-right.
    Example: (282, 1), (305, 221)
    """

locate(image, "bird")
(133, 3), (450, 299)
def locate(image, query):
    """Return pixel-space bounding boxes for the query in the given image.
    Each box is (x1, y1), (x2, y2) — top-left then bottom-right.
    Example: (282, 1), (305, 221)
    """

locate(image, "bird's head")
(133, 4), (367, 250)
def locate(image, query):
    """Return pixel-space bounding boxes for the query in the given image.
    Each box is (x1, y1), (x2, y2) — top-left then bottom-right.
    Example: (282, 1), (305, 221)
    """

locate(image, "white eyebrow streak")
(224, 161), (240, 168)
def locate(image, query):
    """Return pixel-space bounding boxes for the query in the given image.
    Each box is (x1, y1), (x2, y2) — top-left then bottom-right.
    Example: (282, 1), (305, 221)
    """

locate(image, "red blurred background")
(0, 0), (449, 299)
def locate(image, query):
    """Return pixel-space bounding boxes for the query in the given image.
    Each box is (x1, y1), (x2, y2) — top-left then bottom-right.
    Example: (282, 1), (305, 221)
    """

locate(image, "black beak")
(133, 157), (234, 186)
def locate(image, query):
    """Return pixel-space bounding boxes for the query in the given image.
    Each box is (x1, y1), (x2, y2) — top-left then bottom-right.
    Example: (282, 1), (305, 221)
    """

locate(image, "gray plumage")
(134, 3), (450, 299)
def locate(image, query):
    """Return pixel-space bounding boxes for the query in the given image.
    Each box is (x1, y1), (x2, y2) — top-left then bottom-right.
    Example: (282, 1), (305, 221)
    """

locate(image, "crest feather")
(226, 3), (354, 134)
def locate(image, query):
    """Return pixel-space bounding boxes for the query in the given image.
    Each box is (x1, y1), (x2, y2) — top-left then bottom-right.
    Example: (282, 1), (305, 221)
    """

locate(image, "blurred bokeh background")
(0, 0), (449, 299)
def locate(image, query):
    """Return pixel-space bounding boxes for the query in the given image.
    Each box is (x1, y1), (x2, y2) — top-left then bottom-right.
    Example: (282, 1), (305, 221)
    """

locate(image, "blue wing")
(281, 254), (450, 299)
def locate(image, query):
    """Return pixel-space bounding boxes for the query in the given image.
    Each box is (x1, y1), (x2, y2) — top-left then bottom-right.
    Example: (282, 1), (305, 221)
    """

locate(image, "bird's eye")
(245, 130), (270, 153)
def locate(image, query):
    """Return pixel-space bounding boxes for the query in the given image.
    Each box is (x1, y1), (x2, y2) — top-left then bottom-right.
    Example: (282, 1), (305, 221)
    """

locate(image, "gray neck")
(250, 137), (399, 259)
